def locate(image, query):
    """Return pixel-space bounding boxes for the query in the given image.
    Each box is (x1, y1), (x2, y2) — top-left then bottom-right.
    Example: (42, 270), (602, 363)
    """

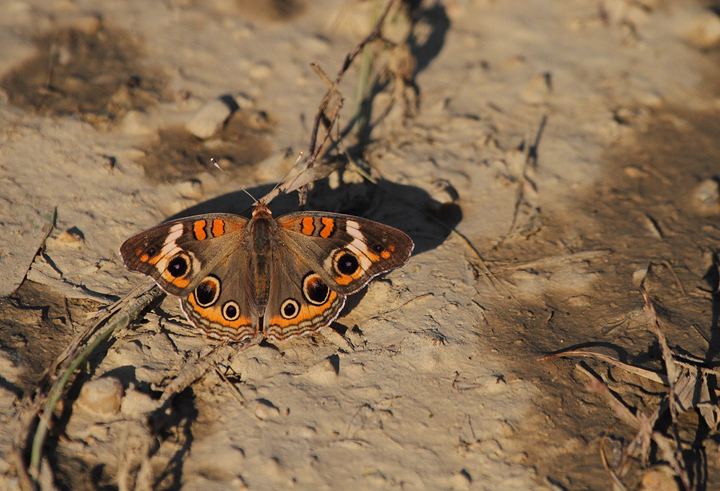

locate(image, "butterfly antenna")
(211, 158), (257, 203)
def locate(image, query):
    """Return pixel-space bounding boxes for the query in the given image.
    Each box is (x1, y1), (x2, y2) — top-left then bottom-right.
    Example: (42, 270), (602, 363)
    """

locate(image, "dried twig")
(159, 342), (255, 404)
(642, 293), (690, 490)
(298, 0), (397, 207)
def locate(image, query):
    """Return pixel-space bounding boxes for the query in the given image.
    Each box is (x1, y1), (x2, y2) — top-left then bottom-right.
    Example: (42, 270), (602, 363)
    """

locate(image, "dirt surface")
(2, 0), (720, 490)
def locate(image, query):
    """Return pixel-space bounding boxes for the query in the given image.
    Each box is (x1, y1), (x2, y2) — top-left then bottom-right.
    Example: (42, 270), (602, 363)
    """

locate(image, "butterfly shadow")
(167, 177), (461, 256)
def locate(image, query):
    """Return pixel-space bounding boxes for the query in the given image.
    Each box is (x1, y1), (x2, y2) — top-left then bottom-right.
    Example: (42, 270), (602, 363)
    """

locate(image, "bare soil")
(2, 1), (720, 490)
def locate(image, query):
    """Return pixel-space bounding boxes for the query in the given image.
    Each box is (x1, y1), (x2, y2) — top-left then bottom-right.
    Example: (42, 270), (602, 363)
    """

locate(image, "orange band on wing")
(267, 291), (338, 329)
(162, 270), (190, 288)
(193, 220), (207, 240)
(187, 292), (252, 328)
(211, 219), (225, 237)
(319, 218), (334, 238)
(301, 217), (315, 236)
(334, 275), (353, 285)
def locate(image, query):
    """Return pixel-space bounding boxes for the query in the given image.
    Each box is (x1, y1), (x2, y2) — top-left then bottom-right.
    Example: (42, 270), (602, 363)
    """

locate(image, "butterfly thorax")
(248, 202), (275, 311)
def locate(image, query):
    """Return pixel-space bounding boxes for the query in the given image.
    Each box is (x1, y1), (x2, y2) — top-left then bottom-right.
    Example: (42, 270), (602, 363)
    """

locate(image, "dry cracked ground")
(2, 1), (720, 490)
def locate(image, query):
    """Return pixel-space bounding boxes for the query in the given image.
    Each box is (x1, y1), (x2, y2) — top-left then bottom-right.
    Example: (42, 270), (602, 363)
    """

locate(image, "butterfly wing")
(259, 212), (413, 340)
(120, 214), (260, 341)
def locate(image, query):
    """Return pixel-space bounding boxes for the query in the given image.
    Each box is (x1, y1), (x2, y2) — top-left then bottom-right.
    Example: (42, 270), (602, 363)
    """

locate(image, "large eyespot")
(195, 276), (221, 307)
(281, 299), (300, 319)
(223, 301), (240, 321)
(167, 254), (190, 278)
(333, 251), (359, 276)
(302, 273), (330, 305)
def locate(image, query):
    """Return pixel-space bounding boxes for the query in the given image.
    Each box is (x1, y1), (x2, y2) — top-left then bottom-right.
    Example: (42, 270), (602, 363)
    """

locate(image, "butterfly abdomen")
(248, 215), (276, 308)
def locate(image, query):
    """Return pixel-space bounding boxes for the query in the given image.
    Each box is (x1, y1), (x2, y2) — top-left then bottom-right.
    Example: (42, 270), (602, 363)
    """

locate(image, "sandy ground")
(2, 0), (720, 489)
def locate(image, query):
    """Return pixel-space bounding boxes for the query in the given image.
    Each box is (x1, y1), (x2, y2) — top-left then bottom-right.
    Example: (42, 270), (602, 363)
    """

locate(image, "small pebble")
(684, 12), (720, 49)
(76, 377), (124, 415)
(691, 178), (720, 216)
(640, 466), (680, 491)
(234, 93), (255, 110)
(633, 264), (649, 287)
(522, 73), (552, 104)
(120, 110), (154, 136)
(249, 62), (272, 80)
(185, 97), (234, 139)
(120, 389), (160, 418)
(174, 179), (203, 199)
(52, 228), (85, 249)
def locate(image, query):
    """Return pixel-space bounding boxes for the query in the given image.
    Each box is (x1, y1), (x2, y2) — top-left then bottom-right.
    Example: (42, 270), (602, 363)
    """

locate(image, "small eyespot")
(223, 301), (240, 321)
(195, 276), (220, 307)
(281, 299), (300, 319)
(303, 273), (330, 305)
(373, 244), (384, 253)
(167, 254), (190, 278)
(334, 251), (359, 276)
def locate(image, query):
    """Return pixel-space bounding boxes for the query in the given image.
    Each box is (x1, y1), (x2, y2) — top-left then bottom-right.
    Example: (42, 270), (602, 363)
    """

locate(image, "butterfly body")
(120, 201), (414, 342)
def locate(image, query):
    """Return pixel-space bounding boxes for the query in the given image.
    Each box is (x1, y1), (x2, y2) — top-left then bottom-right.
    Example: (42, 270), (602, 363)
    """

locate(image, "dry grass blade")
(643, 294), (677, 387)
(556, 312), (698, 488)
(576, 364), (638, 427)
(565, 295), (698, 488)
(622, 410), (658, 472)
(22, 280), (162, 483)
(652, 432), (687, 489)
(543, 350), (667, 384)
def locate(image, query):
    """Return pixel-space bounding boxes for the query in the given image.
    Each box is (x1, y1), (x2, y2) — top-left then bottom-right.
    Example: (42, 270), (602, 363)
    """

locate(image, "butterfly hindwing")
(263, 246), (346, 341)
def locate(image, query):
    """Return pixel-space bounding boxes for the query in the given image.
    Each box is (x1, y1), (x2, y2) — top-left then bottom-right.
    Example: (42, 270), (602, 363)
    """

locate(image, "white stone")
(185, 98), (233, 139)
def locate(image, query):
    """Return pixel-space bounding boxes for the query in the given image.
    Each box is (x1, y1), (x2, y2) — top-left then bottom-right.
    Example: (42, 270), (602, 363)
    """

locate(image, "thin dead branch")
(298, 0), (397, 207)
(642, 293), (690, 490)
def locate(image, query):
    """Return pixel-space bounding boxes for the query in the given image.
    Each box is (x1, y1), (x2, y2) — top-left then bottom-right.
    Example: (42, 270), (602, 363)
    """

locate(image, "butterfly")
(120, 195), (414, 342)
